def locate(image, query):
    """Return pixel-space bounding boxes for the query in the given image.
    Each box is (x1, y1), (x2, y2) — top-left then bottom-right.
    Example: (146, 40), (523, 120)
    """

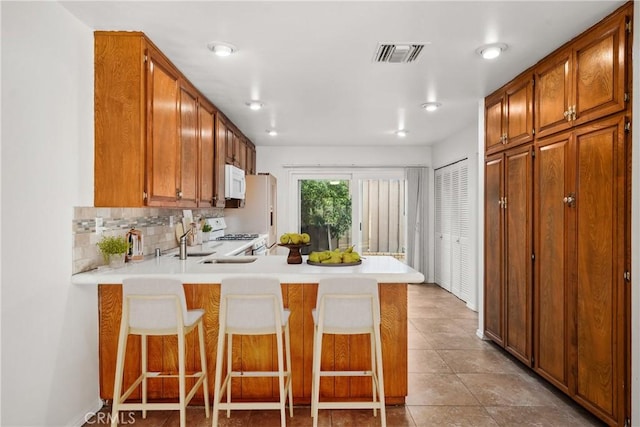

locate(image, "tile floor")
(84, 283), (605, 426)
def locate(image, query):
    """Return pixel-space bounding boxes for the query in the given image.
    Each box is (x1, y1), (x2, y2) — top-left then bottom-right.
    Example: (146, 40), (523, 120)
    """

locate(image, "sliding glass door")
(291, 170), (406, 261)
(299, 178), (352, 252)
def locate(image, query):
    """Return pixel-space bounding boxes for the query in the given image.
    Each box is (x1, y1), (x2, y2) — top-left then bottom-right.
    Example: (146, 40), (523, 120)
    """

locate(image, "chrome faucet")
(179, 228), (193, 260)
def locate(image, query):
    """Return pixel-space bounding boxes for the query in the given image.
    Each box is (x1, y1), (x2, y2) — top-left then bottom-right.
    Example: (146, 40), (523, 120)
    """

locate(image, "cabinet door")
(94, 33), (146, 207)
(534, 131), (572, 393)
(198, 100), (215, 207)
(213, 116), (227, 207)
(503, 145), (533, 366)
(225, 128), (235, 165)
(535, 49), (572, 139)
(177, 84), (198, 207)
(233, 133), (242, 167)
(483, 153), (504, 345)
(145, 49), (180, 207)
(571, 115), (626, 424)
(485, 93), (505, 154)
(246, 143), (256, 175)
(237, 137), (247, 171)
(572, 12), (628, 128)
(504, 74), (534, 149)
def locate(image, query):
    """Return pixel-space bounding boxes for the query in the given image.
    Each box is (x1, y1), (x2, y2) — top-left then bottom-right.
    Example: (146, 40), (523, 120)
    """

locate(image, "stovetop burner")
(217, 233), (260, 241)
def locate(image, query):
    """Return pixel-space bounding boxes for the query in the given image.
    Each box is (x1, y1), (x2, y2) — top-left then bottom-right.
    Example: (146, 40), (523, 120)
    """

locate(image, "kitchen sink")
(173, 251), (216, 257)
(201, 256), (257, 264)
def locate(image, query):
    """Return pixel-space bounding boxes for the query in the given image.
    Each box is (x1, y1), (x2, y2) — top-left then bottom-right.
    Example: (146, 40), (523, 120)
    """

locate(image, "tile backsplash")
(72, 206), (223, 274)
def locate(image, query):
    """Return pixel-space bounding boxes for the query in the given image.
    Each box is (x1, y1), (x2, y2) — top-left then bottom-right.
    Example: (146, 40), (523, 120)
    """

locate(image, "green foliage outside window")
(300, 180), (352, 246)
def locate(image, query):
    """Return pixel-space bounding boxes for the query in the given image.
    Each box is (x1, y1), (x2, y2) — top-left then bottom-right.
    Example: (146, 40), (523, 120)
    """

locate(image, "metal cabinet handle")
(563, 194), (575, 206)
(176, 189), (183, 199)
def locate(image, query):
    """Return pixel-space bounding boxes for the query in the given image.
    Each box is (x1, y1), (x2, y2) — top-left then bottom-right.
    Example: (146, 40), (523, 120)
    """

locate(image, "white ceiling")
(60, 1), (625, 148)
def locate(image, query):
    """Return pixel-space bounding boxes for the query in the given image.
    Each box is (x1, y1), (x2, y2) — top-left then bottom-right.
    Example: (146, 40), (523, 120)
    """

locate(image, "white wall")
(1, 2), (99, 426)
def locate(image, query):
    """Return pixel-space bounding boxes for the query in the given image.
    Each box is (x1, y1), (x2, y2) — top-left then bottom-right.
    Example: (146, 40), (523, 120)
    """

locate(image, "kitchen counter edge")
(71, 254), (425, 285)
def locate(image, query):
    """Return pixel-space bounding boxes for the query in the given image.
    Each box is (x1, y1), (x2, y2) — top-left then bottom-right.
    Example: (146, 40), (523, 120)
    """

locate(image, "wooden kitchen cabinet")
(94, 31), (255, 208)
(176, 82), (199, 207)
(94, 32), (196, 207)
(484, 4), (632, 425)
(223, 123), (253, 171)
(224, 126), (237, 165)
(483, 145), (533, 366)
(484, 73), (534, 155)
(246, 141), (256, 175)
(213, 115), (227, 208)
(535, 7), (630, 139)
(237, 136), (248, 171)
(534, 114), (628, 425)
(198, 98), (216, 208)
(144, 47), (182, 207)
(94, 32), (178, 207)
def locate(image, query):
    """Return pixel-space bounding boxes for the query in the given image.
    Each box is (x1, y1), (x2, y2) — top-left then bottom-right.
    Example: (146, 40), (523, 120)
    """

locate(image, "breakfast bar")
(73, 254), (424, 405)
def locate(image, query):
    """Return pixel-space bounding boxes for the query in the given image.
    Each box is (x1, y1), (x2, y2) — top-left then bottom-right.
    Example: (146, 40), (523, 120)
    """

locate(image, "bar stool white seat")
(311, 276), (386, 427)
(111, 277), (210, 427)
(212, 276), (293, 426)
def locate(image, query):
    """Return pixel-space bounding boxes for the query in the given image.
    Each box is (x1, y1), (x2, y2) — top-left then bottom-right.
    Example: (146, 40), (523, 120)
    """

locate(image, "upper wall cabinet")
(144, 47), (182, 207)
(94, 31), (255, 208)
(485, 73), (534, 155)
(223, 124), (252, 172)
(535, 9), (630, 138)
(246, 141), (256, 175)
(198, 98), (216, 208)
(213, 115), (228, 208)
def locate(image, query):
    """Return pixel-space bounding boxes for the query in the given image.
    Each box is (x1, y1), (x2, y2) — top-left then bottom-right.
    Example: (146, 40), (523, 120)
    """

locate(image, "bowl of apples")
(278, 233), (311, 264)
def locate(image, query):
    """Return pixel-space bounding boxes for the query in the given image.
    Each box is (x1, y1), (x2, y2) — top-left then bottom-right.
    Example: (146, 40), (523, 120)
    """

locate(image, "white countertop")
(71, 241), (425, 285)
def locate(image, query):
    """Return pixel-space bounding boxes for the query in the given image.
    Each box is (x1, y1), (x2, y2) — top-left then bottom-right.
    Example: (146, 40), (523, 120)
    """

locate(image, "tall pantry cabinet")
(483, 3), (632, 426)
(484, 144), (533, 366)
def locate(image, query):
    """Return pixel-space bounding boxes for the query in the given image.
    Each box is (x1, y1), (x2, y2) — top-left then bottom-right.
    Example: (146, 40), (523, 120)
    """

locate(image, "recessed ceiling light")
(207, 41), (237, 57)
(476, 43), (508, 60)
(267, 129), (278, 136)
(421, 102), (442, 112)
(395, 130), (408, 138)
(246, 100), (263, 110)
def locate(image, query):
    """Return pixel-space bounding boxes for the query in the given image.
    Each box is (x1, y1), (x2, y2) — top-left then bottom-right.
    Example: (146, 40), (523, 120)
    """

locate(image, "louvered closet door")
(434, 170), (443, 285)
(434, 159), (470, 301)
(450, 166), (461, 297)
(440, 168), (452, 292)
(458, 163), (471, 302)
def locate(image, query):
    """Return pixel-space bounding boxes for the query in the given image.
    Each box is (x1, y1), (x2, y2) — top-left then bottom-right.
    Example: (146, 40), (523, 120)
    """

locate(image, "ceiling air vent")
(374, 43), (425, 63)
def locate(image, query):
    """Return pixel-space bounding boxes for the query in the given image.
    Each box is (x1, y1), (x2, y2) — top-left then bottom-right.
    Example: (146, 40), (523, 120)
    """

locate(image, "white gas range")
(205, 217), (268, 256)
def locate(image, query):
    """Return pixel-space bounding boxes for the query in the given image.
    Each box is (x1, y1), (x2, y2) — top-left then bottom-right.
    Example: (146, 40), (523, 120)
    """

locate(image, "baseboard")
(69, 399), (104, 427)
(476, 328), (487, 340)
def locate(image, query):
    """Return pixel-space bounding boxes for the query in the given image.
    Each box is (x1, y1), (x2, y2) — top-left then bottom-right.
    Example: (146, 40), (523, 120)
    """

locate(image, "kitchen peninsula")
(73, 253), (424, 405)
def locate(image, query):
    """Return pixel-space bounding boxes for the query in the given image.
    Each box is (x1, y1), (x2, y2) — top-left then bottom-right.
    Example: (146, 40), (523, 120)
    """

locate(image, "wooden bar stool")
(212, 276), (293, 426)
(111, 277), (209, 427)
(311, 276), (386, 427)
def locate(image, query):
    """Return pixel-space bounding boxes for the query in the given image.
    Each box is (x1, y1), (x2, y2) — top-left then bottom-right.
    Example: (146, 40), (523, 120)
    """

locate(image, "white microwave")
(224, 164), (246, 199)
